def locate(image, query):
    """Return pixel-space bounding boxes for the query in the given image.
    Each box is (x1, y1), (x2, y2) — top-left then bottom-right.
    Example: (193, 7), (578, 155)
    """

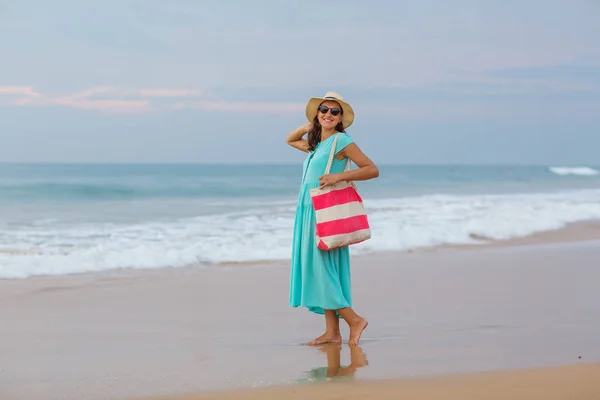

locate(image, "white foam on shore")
(2, 189), (600, 278)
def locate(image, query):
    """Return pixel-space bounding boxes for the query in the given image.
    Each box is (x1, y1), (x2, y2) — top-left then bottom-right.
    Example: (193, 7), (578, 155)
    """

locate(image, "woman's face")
(317, 100), (343, 130)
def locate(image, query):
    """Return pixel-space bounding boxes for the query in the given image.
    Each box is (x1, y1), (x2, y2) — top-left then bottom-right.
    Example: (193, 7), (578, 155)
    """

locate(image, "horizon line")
(0, 161), (596, 167)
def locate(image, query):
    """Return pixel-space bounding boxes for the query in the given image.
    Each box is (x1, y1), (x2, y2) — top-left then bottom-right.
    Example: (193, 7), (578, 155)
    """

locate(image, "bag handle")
(324, 133), (351, 175)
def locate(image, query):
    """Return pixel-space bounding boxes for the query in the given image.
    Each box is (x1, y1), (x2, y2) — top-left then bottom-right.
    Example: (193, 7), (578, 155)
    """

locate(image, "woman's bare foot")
(307, 331), (342, 346)
(348, 317), (368, 347)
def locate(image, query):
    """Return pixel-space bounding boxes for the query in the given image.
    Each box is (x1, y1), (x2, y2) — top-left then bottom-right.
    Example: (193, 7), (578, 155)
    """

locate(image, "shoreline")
(142, 362), (600, 400)
(444, 218), (600, 249)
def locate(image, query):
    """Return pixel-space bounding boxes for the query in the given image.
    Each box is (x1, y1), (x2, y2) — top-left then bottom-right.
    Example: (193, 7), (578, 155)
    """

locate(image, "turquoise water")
(2, 163), (599, 202)
(1, 163), (599, 278)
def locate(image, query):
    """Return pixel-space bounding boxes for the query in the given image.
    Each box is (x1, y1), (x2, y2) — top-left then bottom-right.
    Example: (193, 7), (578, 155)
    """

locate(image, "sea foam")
(549, 166), (599, 176)
(2, 189), (600, 278)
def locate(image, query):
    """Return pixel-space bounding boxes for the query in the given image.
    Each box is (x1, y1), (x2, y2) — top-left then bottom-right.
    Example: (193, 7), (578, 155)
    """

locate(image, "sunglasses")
(318, 105), (342, 116)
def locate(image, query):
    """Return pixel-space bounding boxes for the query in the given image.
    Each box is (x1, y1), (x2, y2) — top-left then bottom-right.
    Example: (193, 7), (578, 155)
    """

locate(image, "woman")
(286, 92), (379, 347)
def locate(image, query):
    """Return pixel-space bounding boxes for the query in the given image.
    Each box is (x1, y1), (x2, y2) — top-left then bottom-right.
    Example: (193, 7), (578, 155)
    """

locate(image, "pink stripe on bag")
(311, 186), (363, 210)
(316, 214), (370, 237)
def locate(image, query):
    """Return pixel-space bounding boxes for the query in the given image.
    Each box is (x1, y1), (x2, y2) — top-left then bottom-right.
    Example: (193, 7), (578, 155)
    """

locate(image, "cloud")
(0, 85), (304, 114)
(484, 64), (600, 81)
(0, 86), (44, 106)
(0, 86), (42, 97)
(49, 97), (150, 113)
(2, 70), (599, 118)
(177, 100), (303, 113)
(66, 86), (207, 99)
(5, 2), (599, 92)
(464, 64), (600, 94)
(66, 86), (118, 100)
(137, 89), (204, 97)
(0, 85), (207, 113)
(0, 86), (44, 108)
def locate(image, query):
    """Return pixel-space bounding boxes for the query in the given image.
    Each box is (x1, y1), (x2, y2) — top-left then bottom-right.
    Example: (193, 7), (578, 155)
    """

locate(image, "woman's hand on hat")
(319, 173), (341, 188)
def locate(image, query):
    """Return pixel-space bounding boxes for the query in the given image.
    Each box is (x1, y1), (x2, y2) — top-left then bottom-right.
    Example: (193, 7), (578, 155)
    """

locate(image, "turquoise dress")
(289, 132), (355, 315)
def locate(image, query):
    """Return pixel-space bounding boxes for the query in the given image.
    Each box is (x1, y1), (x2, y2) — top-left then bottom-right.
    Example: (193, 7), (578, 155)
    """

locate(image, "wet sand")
(1, 225), (600, 399)
(147, 361), (600, 400)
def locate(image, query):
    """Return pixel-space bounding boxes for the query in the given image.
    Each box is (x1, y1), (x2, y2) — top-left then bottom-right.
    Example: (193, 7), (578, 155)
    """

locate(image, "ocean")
(1, 163), (599, 279)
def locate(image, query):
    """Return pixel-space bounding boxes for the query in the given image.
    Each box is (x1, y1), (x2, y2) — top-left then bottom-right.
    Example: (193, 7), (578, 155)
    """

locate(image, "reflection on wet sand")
(299, 343), (369, 383)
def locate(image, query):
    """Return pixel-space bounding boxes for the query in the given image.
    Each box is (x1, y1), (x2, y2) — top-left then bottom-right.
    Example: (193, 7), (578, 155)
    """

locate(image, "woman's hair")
(307, 116), (345, 152)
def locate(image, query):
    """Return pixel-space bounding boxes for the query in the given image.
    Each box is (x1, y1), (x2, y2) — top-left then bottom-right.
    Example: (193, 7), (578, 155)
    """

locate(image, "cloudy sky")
(1, 0), (599, 164)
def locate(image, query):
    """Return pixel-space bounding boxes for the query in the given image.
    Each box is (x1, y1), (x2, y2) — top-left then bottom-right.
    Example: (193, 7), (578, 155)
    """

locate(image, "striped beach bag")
(309, 134), (371, 250)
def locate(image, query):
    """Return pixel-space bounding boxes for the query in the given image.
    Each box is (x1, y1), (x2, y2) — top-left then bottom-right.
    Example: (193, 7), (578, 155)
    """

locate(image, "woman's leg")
(308, 310), (342, 345)
(336, 307), (368, 347)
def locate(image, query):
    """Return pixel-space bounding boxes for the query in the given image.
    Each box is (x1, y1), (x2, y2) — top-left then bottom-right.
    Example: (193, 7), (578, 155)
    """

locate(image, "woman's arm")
(319, 143), (379, 187)
(285, 123), (312, 153)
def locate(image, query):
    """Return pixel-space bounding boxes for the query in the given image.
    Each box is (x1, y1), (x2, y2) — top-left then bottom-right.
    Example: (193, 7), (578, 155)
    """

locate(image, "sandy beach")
(147, 362), (600, 400)
(1, 223), (600, 400)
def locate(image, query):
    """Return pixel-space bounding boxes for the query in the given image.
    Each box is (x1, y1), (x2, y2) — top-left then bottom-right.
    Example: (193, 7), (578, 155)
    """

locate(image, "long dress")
(289, 132), (355, 315)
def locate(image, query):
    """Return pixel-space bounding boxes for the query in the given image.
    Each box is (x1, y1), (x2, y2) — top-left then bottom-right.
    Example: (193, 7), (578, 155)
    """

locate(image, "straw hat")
(305, 91), (355, 129)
